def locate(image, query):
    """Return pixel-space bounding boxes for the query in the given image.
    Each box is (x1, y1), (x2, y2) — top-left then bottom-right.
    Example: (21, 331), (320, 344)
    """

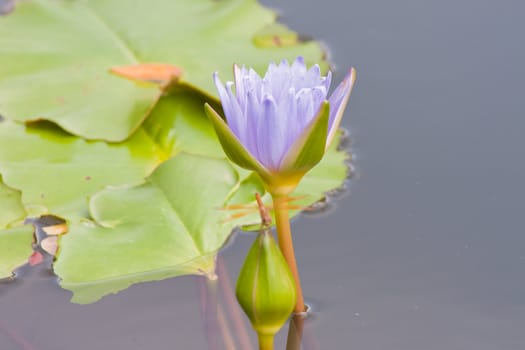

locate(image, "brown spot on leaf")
(110, 63), (183, 85)
(55, 96), (65, 105)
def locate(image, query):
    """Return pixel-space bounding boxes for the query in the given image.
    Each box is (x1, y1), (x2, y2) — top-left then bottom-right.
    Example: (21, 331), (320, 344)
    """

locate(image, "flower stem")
(258, 333), (274, 350)
(272, 194), (305, 313)
(285, 314), (305, 350)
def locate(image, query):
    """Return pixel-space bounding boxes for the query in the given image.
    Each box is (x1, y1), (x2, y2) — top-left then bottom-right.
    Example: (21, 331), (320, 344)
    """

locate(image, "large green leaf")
(142, 92), (224, 159)
(0, 178), (34, 279)
(54, 153), (246, 303)
(0, 120), (163, 220)
(0, 0), (326, 141)
(54, 131), (349, 303)
(0, 90), (225, 220)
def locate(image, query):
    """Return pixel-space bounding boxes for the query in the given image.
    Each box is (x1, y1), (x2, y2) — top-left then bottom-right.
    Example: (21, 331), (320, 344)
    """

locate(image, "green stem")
(272, 195), (305, 314)
(258, 333), (274, 350)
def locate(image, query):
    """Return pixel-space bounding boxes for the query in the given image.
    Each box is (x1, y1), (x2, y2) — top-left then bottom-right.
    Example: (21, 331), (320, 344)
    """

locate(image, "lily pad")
(0, 175), (26, 227)
(54, 131), (349, 303)
(54, 153), (245, 303)
(142, 92), (224, 159)
(0, 178), (34, 279)
(0, 0), (326, 141)
(0, 120), (163, 220)
(0, 225), (34, 279)
(0, 90), (228, 220)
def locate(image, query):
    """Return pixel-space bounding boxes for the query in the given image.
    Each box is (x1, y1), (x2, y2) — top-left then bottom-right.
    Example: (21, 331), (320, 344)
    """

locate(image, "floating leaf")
(253, 23), (300, 48)
(54, 153), (245, 303)
(0, 89), (231, 220)
(54, 130), (349, 303)
(0, 225), (34, 278)
(0, 0), (326, 141)
(0, 175), (26, 227)
(0, 120), (163, 220)
(142, 92), (224, 159)
(0, 176), (34, 278)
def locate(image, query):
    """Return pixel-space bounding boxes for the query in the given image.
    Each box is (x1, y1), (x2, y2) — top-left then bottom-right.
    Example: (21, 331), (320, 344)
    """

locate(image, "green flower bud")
(236, 230), (297, 337)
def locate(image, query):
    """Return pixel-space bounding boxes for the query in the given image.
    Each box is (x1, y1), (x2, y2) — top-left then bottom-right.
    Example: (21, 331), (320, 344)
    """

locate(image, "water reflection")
(0, 0), (14, 15)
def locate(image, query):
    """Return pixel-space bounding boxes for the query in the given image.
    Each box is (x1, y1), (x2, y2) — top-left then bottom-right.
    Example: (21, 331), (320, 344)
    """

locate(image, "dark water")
(2, 0), (525, 349)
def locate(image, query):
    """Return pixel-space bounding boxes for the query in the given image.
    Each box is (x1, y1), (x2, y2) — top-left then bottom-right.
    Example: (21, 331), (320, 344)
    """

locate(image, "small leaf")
(0, 225), (34, 278)
(0, 176), (34, 278)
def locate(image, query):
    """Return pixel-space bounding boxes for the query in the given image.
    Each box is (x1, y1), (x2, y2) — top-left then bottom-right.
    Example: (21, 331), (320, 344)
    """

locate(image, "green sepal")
(204, 104), (271, 179)
(236, 230), (296, 336)
(280, 101), (330, 173)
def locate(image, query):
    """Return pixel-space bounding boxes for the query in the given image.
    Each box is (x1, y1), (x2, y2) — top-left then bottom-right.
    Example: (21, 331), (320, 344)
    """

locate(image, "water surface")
(1, 0), (525, 349)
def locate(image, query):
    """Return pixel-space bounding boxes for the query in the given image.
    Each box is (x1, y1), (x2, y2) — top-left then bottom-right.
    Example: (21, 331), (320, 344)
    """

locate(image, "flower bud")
(236, 230), (296, 336)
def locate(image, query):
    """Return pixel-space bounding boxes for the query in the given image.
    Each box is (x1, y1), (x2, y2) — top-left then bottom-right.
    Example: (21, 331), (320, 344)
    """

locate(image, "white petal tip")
(346, 67), (357, 84)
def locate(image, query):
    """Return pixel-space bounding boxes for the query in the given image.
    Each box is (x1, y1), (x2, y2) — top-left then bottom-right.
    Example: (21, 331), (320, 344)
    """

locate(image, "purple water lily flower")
(211, 57), (355, 173)
(205, 57), (355, 195)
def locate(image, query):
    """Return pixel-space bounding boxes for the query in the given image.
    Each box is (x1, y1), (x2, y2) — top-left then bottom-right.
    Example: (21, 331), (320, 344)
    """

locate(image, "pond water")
(2, 0), (525, 349)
